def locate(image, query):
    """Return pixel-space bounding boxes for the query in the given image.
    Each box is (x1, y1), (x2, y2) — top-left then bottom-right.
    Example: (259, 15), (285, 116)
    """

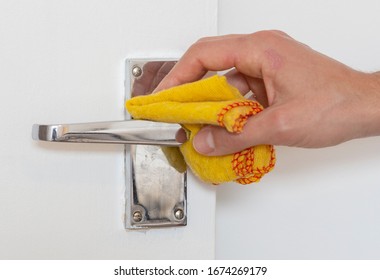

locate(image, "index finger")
(154, 33), (268, 92)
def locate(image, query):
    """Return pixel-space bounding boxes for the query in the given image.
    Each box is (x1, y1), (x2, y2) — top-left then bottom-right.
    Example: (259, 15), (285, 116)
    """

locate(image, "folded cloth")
(126, 75), (275, 185)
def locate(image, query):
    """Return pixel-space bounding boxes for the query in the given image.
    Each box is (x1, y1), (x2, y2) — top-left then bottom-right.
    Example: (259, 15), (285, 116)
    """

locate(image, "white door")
(216, 0), (380, 259)
(0, 0), (217, 259)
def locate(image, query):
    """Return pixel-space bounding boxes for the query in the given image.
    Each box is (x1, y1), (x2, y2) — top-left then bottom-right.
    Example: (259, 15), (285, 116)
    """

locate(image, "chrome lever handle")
(32, 120), (182, 146)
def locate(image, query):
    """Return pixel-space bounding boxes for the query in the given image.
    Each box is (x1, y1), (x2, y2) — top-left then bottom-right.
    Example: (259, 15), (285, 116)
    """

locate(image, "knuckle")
(195, 36), (214, 43)
(187, 38), (208, 54)
(270, 30), (290, 37)
(250, 30), (289, 42)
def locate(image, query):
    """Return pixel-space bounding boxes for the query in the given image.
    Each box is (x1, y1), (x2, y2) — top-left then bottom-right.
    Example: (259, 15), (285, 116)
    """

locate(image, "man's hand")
(156, 30), (380, 156)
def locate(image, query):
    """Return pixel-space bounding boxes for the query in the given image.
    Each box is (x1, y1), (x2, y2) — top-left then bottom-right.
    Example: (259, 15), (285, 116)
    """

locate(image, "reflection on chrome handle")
(32, 120), (182, 146)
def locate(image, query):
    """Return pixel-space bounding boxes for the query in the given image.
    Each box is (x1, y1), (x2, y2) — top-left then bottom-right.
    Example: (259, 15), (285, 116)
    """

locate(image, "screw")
(131, 65), (142, 77)
(133, 211), (143, 222)
(174, 209), (184, 220)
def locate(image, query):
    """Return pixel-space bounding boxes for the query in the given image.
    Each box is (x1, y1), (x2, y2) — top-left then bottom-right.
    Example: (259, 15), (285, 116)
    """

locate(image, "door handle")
(32, 120), (182, 146)
(31, 58), (187, 230)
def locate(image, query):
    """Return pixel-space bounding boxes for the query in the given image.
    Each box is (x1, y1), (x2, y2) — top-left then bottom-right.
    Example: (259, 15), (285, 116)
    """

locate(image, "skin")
(155, 30), (380, 156)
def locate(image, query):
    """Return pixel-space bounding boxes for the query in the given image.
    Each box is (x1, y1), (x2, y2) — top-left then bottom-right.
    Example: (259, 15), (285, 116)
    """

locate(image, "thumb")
(193, 109), (276, 156)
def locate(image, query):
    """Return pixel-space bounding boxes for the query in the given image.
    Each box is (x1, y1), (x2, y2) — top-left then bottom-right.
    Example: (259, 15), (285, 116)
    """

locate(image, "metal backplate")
(125, 59), (187, 229)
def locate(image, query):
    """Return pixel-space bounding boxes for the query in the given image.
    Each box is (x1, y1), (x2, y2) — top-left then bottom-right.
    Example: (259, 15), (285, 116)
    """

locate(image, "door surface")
(0, 0), (217, 259)
(216, 0), (380, 259)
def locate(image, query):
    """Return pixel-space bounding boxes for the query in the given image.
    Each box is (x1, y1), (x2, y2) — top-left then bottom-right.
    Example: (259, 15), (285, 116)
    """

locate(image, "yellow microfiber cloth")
(126, 75), (275, 185)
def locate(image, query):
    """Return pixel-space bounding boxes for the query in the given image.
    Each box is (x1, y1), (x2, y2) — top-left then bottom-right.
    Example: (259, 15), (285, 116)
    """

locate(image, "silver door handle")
(32, 120), (182, 146)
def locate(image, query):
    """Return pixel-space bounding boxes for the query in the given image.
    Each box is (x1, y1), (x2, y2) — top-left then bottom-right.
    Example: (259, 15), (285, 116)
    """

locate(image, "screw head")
(133, 211), (143, 222)
(131, 65), (142, 77)
(174, 209), (184, 220)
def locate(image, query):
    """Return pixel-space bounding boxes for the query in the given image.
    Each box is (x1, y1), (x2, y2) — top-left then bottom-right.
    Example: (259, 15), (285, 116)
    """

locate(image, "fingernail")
(193, 126), (215, 154)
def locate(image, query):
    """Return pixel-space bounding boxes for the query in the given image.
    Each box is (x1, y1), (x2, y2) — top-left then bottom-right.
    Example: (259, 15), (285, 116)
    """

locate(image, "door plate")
(124, 59), (187, 229)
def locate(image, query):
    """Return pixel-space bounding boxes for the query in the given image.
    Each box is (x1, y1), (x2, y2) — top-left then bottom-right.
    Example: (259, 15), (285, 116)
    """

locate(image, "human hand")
(155, 30), (380, 156)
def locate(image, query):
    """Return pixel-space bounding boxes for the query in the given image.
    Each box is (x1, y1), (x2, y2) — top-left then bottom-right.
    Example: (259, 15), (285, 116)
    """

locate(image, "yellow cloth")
(126, 75), (275, 185)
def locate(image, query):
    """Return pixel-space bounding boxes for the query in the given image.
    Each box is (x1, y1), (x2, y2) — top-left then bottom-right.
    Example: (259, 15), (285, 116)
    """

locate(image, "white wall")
(216, 0), (380, 259)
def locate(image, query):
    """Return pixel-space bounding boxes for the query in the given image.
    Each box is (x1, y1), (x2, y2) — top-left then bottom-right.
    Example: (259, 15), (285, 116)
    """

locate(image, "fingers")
(224, 69), (269, 107)
(155, 32), (272, 92)
(245, 76), (269, 107)
(224, 68), (251, 94)
(152, 31), (296, 155)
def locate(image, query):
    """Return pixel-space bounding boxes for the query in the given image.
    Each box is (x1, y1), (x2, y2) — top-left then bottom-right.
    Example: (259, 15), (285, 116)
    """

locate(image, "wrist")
(358, 72), (380, 138)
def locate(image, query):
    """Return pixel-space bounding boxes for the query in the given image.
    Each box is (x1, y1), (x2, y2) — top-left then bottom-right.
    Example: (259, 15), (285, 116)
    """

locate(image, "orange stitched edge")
(233, 146), (276, 185)
(217, 100), (275, 185)
(217, 101), (262, 132)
